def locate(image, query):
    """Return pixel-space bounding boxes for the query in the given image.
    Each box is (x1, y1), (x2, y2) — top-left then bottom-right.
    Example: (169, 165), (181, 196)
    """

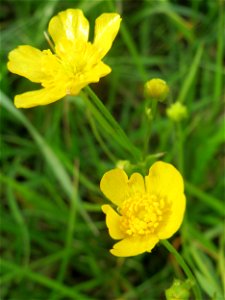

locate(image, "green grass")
(0, 0), (224, 299)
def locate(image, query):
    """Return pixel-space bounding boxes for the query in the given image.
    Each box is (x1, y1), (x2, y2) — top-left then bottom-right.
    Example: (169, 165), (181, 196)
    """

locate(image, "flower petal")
(100, 168), (128, 206)
(145, 161), (186, 239)
(93, 13), (121, 58)
(102, 205), (125, 240)
(158, 194), (186, 239)
(48, 9), (89, 47)
(110, 235), (159, 257)
(81, 61), (111, 84)
(128, 173), (145, 194)
(7, 46), (45, 82)
(14, 87), (66, 108)
(146, 161), (184, 200)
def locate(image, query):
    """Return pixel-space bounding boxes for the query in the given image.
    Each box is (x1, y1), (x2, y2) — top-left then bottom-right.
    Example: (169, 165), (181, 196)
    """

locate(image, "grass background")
(0, 0), (224, 299)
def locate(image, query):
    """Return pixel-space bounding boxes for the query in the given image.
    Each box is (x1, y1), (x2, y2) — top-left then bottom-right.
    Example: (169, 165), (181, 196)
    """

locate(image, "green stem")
(161, 240), (202, 300)
(83, 87), (141, 162)
(176, 122), (184, 175)
(87, 110), (117, 162)
(143, 99), (158, 157)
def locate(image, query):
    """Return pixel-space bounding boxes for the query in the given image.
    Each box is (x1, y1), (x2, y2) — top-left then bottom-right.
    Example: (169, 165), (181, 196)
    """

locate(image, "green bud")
(145, 107), (152, 120)
(144, 78), (169, 102)
(165, 279), (193, 300)
(116, 160), (130, 171)
(166, 102), (188, 122)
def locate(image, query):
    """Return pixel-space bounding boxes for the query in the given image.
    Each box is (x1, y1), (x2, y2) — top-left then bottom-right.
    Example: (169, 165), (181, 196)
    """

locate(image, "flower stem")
(83, 87), (141, 162)
(161, 240), (202, 300)
(143, 99), (158, 157)
(176, 122), (184, 175)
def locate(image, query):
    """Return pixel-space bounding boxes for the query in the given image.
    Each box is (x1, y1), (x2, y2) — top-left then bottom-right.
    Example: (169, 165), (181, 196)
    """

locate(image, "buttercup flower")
(100, 161), (185, 257)
(7, 9), (121, 108)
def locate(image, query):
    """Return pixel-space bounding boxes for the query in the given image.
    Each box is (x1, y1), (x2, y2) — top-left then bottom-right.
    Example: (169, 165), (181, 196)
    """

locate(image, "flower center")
(119, 193), (170, 236)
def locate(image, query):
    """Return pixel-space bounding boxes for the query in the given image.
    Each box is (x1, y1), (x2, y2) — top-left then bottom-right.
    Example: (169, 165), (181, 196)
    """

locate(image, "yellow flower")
(100, 161), (186, 257)
(7, 9), (121, 108)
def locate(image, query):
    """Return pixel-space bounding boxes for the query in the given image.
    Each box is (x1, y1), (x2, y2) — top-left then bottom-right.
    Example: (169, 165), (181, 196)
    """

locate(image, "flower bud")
(145, 107), (152, 120)
(165, 279), (193, 300)
(116, 160), (130, 171)
(144, 78), (169, 102)
(166, 102), (188, 122)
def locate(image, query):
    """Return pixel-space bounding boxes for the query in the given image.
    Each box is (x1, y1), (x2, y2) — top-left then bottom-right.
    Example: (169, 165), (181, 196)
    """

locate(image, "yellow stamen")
(119, 192), (171, 236)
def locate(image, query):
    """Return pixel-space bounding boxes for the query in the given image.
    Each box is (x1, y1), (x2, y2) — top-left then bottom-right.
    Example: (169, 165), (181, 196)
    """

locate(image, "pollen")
(119, 193), (170, 236)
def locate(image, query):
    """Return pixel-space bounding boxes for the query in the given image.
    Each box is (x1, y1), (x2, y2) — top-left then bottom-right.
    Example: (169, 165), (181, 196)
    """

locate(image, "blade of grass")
(0, 259), (92, 300)
(49, 162), (79, 300)
(185, 181), (224, 216)
(0, 91), (98, 235)
(177, 44), (203, 103)
(107, 0), (148, 81)
(212, 1), (224, 118)
(131, 2), (195, 42)
(6, 169), (31, 266)
(190, 246), (223, 298)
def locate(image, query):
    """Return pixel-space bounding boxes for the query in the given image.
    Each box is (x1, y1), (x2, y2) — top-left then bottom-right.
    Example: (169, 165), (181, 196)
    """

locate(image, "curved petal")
(158, 194), (186, 239)
(7, 46), (45, 83)
(146, 161), (184, 200)
(102, 205), (125, 240)
(100, 168), (128, 206)
(81, 61), (111, 84)
(128, 173), (145, 194)
(48, 9), (89, 48)
(145, 161), (186, 239)
(14, 86), (66, 108)
(110, 235), (159, 257)
(93, 13), (121, 58)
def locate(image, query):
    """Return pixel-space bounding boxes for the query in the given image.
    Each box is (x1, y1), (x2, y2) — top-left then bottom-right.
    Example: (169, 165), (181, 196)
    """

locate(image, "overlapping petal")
(8, 9), (121, 108)
(110, 235), (159, 257)
(128, 173), (145, 194)
(82, 61), (111, 84)
(145, 161), (185, 239)
(101, 161), (186, 257)
(7, 46), (45, 83)
(157, 193), (186, 239)
(94, 13), (121, 58)
(102, 205), (125, 240)
(100, 169), (128, 206)
(145, 161), (184, 201)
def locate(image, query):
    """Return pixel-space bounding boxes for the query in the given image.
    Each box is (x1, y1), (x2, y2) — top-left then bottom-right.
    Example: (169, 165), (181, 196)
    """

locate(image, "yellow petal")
(146, 161), (184, 200)
(81, 62), (111, 84)
(7, 46), (45, 82)
(145, 161), (186, 239)
(110, 235), (159, 257)
(14, 87), (66, 108)
(48, 9), (89, 48)
(93, 13), (121, 58)
(100, 168), (128, 206)
(158, 194), (186, 239)
(128, 173), (145, 194)
(102, 205), (125, 240)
